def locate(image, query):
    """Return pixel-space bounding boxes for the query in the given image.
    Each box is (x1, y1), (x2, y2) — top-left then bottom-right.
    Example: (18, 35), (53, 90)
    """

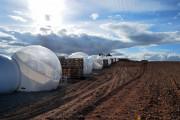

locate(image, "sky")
(0, 0), (180, 61)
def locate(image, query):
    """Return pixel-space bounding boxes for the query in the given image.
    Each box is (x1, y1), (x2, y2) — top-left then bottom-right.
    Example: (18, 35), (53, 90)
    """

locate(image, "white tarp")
(0, 55), (20, 93)
(12, 45), (62, 92)
(68, 52), (93, 75)
(90, 55), (103, 70)
(108, 58), (112, 65)
(69, 52), (88, 58)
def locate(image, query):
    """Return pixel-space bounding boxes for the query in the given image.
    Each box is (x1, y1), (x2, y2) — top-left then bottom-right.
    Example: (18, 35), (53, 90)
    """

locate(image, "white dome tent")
(108, 59), (112, 65)
(90, 55), (103, 70)
(0, 55), (20, 93)
(69, 52), (88, 58)
(12, 45), (62, 92)
(56, 53), (68, 59)
(68, 52), (93, 75)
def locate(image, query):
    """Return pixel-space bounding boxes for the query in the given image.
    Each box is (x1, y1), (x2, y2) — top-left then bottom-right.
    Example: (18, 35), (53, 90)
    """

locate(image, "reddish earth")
(0, 61), (180, 120)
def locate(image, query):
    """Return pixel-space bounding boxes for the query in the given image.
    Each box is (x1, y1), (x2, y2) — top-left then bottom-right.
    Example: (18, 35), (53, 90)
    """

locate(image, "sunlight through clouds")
(8, 15), (27, 23)
(0, 0), (179, 60)
(28, 0), (66, 31)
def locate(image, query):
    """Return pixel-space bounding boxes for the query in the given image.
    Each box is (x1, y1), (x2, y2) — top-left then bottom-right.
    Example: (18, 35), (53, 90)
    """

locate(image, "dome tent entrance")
(0, 55), (20, 94)
(12, 45), (62, 92)
(68, 52), (93, 75)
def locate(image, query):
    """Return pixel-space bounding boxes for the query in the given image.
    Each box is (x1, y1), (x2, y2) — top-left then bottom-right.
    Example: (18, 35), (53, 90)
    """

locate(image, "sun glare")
(28, 0), (66, 31)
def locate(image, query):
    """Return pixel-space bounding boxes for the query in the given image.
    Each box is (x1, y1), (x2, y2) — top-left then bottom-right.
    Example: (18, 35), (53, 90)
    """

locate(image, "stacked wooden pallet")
(103, 59), (109, 68)
(118, 58), (131, 62)
(59, 58), (84, 79)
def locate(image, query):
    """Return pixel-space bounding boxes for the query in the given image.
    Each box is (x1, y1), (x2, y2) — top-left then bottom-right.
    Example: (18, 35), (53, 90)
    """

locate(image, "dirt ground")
(0, 61), (180, 120)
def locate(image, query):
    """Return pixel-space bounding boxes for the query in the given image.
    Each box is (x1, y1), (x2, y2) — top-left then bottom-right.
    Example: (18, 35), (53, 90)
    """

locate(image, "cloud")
(167, 55), (180, 61)
(101, 22), (180, 45)
(126, 51), (176, 61)
(0, 33), (28, 56)
(101, 22), (149, 35)
(0, 27), (30, 56)
(40, 26), (53, 34)
(0, 34), (13, 42)
(90, 13), (99, 20)
(142, 53), (180, 61)
(112, 47), (180, 61)
(0, 31), (16, 40)
(0, 27), (128, 55)
(8, 15), (27, 22)
(13, 10), (25, 16)
(0, 21), (180, 60)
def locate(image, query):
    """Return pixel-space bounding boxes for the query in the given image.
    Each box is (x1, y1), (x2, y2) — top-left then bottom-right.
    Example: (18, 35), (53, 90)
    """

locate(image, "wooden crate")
(118, 58), (131, 62)
(59, 58), (84, 79)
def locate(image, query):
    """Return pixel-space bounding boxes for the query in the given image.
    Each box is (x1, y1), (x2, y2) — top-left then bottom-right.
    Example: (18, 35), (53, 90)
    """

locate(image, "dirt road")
(0, 61), (180, 120)
(85, 62), (180, 120)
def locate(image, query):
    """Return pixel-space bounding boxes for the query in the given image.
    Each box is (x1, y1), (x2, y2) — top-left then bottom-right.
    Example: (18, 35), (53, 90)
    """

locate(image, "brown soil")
(0, 61), (180, 120)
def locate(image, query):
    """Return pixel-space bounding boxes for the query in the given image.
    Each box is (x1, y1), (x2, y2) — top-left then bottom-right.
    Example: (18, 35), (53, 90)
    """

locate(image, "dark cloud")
(0, 28), (129, 55)
(0, 21), (180, 61)
(128, 32), (168, 45)
(33, 33), (128, 54)
(0, 36), (15, 41)
(145, 54), (165, 61)
(101, 22), (180, 46)
(39, 26), (53, 35)
(166, 55), (180, 61)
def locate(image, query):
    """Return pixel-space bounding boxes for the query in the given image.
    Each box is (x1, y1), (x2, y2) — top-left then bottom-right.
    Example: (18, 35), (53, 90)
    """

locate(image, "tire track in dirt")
(33, 70), (118, 120)
(85, 62), (180, 120)
(140, 63), (180, 120)
(2, 62), (179, 120)
(0, 66), (114, 120)
(33, 62), (145, 120)
(2, 66), (117, 120)
(84, 63), (148, 120)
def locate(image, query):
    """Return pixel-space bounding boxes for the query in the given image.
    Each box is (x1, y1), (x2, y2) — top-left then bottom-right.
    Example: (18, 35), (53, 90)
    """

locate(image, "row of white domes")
(0, 45), (115, 94)
(0, 46), (61, 93)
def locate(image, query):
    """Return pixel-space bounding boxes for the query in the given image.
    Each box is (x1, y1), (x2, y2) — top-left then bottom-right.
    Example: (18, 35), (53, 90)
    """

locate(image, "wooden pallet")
(59, 58), (84, 79)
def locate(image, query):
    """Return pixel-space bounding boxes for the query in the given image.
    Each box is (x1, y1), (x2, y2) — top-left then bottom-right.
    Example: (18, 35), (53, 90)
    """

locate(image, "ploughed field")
(0, 61), (180, 120)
